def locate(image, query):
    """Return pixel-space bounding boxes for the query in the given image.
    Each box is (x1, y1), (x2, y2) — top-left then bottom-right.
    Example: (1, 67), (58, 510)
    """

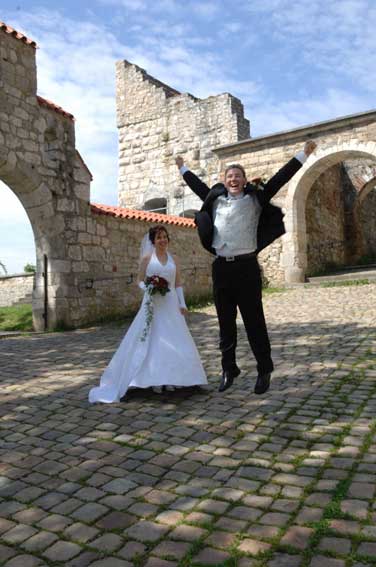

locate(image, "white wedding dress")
(89, 250), (207, 403)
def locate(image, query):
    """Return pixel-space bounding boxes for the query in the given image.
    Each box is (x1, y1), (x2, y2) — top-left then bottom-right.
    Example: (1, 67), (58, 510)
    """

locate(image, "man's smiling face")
(224, 167), (247, 196)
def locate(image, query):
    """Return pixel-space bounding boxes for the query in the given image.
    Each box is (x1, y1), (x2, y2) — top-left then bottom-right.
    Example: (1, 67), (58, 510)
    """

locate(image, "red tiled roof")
(91, 203), (196, 228)
(0, 21), (37, 48)
(37, 96), (74, 120)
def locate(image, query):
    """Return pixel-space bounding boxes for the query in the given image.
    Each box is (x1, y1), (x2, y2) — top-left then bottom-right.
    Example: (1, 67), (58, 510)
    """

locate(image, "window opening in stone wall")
(179, 209), (198, 219)
(143, 197), (167, 214)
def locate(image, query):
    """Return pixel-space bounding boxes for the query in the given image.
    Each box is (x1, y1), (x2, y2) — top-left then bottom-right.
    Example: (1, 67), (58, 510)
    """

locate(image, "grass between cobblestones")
(131, 354), (370, 565)
(272, 359), (376, 567)
(68, 346), (374, 566)
(194, 348), (375, 566)
(319, 279), (372, 287)
(0, 310), (375, 565)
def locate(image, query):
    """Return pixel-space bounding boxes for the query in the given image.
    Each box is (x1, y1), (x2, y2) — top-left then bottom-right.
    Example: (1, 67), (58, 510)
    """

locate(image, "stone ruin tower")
(116, 60), (250, 217)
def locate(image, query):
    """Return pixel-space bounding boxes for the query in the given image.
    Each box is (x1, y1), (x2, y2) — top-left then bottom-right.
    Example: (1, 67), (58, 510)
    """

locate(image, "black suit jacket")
(182, 157), (303, 255)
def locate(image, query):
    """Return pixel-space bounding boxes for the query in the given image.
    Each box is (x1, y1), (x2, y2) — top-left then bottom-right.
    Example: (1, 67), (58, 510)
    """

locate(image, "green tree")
(23, 263), (36, 273)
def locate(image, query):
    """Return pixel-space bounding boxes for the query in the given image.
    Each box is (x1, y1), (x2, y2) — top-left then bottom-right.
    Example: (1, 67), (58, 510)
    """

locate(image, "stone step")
(10, 294), (33, 307)
(307, 264), (376, 285)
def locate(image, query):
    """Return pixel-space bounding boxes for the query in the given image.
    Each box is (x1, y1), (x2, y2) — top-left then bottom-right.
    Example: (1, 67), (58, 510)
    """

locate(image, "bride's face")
(154, 230), (169, 250)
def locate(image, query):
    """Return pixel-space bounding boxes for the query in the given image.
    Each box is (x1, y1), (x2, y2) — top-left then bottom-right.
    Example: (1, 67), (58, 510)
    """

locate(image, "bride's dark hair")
(149, 225), (170, 244)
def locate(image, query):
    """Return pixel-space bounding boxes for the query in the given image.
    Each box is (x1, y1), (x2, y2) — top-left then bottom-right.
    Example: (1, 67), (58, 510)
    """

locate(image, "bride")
(88, 225), (208, 403)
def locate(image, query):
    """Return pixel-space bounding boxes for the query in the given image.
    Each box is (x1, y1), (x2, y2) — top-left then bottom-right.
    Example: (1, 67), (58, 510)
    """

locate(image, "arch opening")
(0, 159), (55, 332)
(359, 183), (376, 263)
(283, 144), (376, 283)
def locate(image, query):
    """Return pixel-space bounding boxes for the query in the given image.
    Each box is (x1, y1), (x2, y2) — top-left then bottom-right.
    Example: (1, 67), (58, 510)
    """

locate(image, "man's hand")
(304, 140), (317, 157)
(175, 155), (184, 169)
(180, 307), (188, 316)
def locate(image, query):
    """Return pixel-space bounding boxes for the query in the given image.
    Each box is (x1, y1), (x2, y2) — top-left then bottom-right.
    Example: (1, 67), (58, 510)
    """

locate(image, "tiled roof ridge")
(37, 96), (74, 120)
(91, 203), (196, 228)
(0, 21), (37, 48)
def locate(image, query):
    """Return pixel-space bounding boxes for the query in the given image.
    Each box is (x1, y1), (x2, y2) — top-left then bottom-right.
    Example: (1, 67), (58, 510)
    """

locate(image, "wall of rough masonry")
(2, 20), (376, 336)
(213, 137), (311, 285)
(0, 26), (95, 330)
(116, 60), (250, 215)
(0, 274), (34, 307)
(0, 27), (212, 331)
(66, 210), (212, 328)
(213, 113), (376, 282)
(361, 188), (376, 257)
(305, 165), (346, 275)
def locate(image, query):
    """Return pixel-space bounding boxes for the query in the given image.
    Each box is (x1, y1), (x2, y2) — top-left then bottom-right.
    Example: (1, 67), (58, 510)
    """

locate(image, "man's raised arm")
(175, 156), (210, 202)
(260, 140), (317, 204)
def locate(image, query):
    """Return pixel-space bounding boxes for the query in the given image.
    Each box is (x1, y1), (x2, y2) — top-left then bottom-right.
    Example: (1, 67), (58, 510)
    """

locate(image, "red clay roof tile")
(0, 21), (37, 48)
(91, 203), (196, 228)
(37, 95), (74, 120)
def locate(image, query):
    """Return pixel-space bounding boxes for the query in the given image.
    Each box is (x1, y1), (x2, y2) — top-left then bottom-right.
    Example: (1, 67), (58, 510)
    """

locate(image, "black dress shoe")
(254, 372), (271, 395)
(218, 367), (241, 393)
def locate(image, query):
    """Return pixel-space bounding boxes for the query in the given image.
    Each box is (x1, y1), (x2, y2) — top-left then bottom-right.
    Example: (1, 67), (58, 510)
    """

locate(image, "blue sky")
(1, 0), (375, 273)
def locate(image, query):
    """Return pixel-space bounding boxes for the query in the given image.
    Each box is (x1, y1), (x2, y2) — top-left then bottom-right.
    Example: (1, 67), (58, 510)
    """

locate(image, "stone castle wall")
(2, 21), (376, 333)
(212, 116), (376, 283)
(0, 273), (34, 307)
(0, 25), (95, 329)
(213, 138), (310, 284)
(116, 61), (249, 215)
(0, 26), (212, 330)
(115, 67), (375, 286)
(64, 209), (212, 328)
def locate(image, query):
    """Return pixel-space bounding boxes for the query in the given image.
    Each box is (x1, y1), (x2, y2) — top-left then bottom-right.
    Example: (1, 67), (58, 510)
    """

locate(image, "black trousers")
(212, 255), (273, 377)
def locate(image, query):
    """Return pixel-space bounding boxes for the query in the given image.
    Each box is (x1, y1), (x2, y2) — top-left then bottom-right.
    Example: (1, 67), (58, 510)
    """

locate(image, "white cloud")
(241, 0), (376, 92)
(222, 22), (243, 34)
(98, 0), (148, 10)
(190, 1), (220, 18)
(98, 0), (180, 12)
(250, 88), (373, 137)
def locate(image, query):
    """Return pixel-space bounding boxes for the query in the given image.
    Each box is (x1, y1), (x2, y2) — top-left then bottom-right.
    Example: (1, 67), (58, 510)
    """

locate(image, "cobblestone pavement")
(1, 283), (376, 567)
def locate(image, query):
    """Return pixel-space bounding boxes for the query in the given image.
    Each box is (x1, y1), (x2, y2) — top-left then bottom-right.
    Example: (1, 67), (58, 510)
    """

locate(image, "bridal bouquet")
(145, 275), (170, 296)
(140, 275), (170, 341)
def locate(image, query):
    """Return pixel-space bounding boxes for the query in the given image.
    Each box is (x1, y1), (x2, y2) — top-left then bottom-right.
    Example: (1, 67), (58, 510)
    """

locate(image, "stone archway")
(0, 25), (94, 331)
(0, 20), (213, 332)
(0, 150), (58, 330)
(359, 178), (376, 203)
(358, 177), (376, 260)
(283, 141), (376, 283)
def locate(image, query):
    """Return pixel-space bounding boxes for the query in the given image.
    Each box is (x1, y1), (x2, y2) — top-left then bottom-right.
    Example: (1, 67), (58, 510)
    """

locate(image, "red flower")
(145, 275), (170, 296)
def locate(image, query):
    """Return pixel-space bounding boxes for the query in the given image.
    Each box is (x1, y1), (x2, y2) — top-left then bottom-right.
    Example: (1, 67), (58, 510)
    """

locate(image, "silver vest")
(212, 193), (261, 254)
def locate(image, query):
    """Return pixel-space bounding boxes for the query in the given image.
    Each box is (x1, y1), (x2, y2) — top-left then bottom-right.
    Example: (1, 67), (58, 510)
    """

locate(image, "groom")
(175, 140), (316, 394)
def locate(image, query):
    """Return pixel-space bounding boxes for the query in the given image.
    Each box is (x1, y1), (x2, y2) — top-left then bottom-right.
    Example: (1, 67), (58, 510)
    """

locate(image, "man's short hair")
(224, 163), (246, 178)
